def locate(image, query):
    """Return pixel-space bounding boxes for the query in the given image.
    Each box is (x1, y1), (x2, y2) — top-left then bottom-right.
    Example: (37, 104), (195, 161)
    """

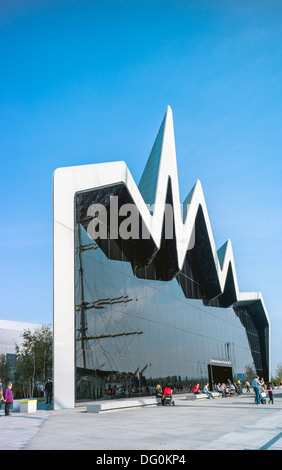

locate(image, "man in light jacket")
(203, 383), (215, 399)
(252, 376), (262, 404)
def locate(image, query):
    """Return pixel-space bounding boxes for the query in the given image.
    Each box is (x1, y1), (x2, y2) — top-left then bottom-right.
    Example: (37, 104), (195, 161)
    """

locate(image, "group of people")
(193, 379), (243, 399)
(0, 380), (13, 416)
(192, 377), (274, 405)
(0, 378), (53, 416)
(251, 376), (274, 405)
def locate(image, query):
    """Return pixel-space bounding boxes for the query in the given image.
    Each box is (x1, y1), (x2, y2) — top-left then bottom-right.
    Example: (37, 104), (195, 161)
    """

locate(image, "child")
(268, 386), (274, 405)
(4, 382), (13, 416)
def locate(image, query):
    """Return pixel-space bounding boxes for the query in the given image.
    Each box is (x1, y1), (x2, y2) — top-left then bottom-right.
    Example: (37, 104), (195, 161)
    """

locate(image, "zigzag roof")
(136, 106), (269, 321)
(54, 105), (270, 327)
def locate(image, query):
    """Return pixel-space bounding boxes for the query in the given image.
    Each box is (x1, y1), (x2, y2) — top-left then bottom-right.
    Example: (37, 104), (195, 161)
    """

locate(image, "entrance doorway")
(208, 364), (233, 389)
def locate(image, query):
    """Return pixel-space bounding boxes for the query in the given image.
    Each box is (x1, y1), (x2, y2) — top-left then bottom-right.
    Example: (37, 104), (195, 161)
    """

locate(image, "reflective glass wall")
(75, 186), (263, 402)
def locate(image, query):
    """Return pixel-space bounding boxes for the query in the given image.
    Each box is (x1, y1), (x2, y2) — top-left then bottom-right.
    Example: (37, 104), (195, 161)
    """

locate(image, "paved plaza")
(1, 391), (282, 451)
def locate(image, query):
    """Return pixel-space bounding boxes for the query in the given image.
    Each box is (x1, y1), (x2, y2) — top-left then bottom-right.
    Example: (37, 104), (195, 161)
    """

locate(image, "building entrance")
(208, 363), (233, 388)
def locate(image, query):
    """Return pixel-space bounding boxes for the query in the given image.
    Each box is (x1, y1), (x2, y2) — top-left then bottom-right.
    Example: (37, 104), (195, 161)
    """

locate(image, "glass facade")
(74, 184), (266, 403)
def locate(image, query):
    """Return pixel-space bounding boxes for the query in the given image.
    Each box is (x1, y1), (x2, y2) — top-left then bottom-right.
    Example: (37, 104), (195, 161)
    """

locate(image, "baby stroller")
(260, 391), (267, 404)
(162, 386), (175, 406)
(225, 386), (235, 397)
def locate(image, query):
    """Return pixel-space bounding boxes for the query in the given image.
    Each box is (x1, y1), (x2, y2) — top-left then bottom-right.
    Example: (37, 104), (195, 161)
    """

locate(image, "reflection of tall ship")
(75, 225), (144, 401)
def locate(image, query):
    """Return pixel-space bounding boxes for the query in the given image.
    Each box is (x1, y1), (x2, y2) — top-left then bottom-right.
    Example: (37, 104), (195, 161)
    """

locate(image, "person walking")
(234, 382), (242, 395)
(252, 376), (262, 404)
(4, 382), (13, 416)
(245, 380), (251, 393)
(237, 378), (243, 394)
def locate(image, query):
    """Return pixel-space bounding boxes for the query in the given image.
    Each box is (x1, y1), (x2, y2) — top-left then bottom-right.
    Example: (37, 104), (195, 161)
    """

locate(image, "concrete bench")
(87, 397), (161, 413)
(13, 399), (38, 412)
(19, 399), (37, 413)
(186, 392), (221, 400)
(12, 400), (21, 412)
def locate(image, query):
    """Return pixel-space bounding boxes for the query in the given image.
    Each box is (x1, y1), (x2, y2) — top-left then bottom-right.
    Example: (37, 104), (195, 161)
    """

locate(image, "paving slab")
(1, 392), (282, 451)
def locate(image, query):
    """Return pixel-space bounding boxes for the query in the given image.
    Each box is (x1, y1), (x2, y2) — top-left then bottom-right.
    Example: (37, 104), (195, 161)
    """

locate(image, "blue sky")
(1, 0), (281, 374)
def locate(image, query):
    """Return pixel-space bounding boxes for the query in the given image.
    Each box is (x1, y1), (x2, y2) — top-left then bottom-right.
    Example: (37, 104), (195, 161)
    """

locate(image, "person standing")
(245, 380), (251, 393)
(268, 386), (274, 405)
(44, 379), (53, 404)
(0, 379), (4, 412)
(4, 382), (13, 416)
(252, 376), (262, 404)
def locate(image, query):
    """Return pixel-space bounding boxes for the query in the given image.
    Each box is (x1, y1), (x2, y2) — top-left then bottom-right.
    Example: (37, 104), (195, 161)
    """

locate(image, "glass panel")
(74, 185), (266, 401)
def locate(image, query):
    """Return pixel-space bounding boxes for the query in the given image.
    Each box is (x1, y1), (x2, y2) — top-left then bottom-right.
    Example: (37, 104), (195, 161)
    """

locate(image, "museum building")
(53, 106), (270, 409)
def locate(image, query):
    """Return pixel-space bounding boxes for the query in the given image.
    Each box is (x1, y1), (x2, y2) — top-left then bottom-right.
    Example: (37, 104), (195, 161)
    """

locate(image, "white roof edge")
(53, 106), (269, 328)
